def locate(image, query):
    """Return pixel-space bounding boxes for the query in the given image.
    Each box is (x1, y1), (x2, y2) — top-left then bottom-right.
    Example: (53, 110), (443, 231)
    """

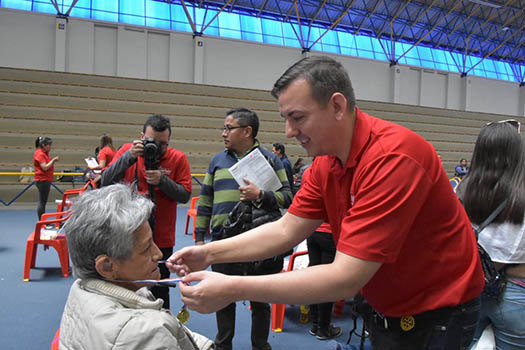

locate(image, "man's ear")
(95, 255), (115, 279)
(330, 92), (348, 121)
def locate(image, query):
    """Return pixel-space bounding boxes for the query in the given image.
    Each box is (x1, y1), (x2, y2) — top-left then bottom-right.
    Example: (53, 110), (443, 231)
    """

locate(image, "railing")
(0, 172), (205, 206)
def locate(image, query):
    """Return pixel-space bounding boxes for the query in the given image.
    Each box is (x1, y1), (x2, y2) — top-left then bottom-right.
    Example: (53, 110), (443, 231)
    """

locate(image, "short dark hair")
(226, 108), (259, 139)
(271, 56), (356, 111)
(273, 142), (285, 155)
(143, 114), (171, 136)
(35, 136), (52, 149)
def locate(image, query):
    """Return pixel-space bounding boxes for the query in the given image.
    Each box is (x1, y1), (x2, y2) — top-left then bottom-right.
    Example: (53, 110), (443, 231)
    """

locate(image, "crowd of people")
(29, 55), (523, 350)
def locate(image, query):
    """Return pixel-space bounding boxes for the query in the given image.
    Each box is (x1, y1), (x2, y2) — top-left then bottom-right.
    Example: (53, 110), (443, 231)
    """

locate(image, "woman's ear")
(95, 255), (115, 279)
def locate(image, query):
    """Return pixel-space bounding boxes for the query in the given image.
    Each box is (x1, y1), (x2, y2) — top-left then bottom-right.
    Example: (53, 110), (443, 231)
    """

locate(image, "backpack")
(473, 200), (508, 300)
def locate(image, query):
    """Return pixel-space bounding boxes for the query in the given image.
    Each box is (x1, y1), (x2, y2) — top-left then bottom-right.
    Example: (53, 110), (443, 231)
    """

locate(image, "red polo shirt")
(289, 108), (484, 317)
(97, 146), (116, 169)
(33, 148), (54, 182)
(110, 143), (192, 248)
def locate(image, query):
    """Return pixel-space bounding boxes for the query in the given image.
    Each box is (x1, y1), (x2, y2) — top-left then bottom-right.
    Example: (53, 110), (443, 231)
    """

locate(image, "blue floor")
(0, 207), (369, 350)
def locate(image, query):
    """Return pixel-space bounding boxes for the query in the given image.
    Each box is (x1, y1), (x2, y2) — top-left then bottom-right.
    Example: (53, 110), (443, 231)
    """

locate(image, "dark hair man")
(194, 107), (292, 350)
(168, 57), (484, 350)
(272, 142), (295, 195)
(101, 114), (192, 309)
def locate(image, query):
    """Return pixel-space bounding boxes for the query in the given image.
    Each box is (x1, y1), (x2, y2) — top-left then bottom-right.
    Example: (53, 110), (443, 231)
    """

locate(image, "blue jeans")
(368, 297), (480, 350)
(470, 277), (525, 350)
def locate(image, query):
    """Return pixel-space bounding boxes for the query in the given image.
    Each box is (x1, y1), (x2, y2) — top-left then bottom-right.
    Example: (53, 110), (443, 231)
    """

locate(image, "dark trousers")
(150, 247), (173, 309)
(307, 231), (337, 331)
(36, 180), (51, 220)
(368, 296), (480, 350)
(212, 263), (272, 350)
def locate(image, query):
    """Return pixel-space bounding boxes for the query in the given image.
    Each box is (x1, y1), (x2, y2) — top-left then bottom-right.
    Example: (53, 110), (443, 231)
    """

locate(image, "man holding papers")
(193, 107), (292, 350)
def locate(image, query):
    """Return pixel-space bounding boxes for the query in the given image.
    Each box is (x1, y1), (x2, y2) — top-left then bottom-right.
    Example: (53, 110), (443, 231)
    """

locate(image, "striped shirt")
(194, 141), (293, 242)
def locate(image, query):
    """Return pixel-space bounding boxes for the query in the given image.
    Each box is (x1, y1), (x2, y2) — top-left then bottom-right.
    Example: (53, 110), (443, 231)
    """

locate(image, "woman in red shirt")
(33, 137), (59, 219)
(86, 134), (116, 186)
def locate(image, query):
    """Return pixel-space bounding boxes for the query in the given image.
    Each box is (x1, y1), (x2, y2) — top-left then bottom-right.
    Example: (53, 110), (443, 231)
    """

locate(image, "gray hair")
(65, 184), (154, 279)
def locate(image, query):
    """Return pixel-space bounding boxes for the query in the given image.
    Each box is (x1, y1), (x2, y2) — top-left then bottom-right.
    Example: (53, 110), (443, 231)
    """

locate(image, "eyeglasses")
(485, 119), (521, 133)
(222, 125), (248, 134)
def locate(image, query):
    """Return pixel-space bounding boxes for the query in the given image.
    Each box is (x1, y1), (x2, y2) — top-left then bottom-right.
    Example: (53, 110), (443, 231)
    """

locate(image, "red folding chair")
(23, 210), (72, 281)
(184, 196), (200, 240)
(271, 250), (309, 332)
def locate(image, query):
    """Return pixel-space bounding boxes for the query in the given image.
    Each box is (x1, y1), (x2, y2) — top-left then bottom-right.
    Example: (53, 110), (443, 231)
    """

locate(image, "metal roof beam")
(200, 0), (234, 33)
(465, 23), (525, 75)
(307, 0), (355, 50)
(354, 0), (385, 36)
(396, 0), (461, 63)
(433, 2), (481, 49)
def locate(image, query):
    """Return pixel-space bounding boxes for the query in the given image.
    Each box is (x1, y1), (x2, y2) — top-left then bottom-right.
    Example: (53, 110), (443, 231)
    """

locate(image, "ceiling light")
(469, 0), (502, 9)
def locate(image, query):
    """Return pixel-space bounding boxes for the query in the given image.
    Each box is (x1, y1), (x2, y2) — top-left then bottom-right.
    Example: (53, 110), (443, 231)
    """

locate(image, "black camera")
(142, 137), (162, 170)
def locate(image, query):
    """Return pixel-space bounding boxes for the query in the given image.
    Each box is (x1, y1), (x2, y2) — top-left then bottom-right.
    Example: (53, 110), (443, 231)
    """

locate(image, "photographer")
(101, 114), (192, 309)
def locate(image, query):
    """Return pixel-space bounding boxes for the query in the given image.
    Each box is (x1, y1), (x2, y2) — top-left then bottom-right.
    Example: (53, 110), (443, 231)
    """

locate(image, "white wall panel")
(421, 70), (446, 108)
(117, 26), (147, 79)
(469, 76), (519, 116)
(399, 68), (420, 105)
(67, 19), (94, 74)
(147, 31), (169, 81)
(94, 24), (117, 76)
(0, 10), (54, 70)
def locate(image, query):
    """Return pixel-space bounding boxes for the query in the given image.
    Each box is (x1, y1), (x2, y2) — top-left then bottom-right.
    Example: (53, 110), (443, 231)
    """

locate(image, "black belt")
(371, 297), (480, 333)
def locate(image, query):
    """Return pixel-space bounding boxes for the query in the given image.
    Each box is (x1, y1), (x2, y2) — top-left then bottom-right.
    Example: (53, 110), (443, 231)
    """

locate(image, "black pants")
(307, 231), (337, 331)
(150, 247), (173, 309)
(36, 181), (51, 220)
(212, 263), (272, 350)
(368, 296), (480, 350)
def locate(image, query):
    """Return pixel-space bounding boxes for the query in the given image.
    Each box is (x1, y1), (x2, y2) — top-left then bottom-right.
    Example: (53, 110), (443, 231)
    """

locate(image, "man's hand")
(129, 139), (144, 159)
(145, 170), (162, 185)
(239, 178), (260, 202)
(166, 245), (212, 276)
(179, 271), (239, 313)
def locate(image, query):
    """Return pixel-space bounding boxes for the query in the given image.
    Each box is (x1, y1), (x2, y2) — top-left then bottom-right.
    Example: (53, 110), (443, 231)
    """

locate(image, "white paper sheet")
(228, 148), (282, 192)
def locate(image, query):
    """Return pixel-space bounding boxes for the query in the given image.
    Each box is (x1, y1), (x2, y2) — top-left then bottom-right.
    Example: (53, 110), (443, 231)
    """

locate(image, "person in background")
(101, 114), (192, 310)
(292, 157), (305, 176)
(272, 142), (295, 194)
(33, 136), (59, 219)
(59, 184), (214, 350)
(86, 134), (116, 186)
(168, 56), (484, 350)
(455, 120), (525, 349)
(455, 158), (469, 179)
(303, 166), (342, 341)
(194, 108), (292, 350)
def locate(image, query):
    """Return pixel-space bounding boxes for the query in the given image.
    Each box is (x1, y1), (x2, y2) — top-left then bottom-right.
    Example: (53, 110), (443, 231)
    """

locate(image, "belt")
(371, 297), (480, 333)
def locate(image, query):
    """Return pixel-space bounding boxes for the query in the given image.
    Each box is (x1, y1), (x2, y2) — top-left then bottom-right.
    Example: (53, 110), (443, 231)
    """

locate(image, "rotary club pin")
(400, 316), (415, 331)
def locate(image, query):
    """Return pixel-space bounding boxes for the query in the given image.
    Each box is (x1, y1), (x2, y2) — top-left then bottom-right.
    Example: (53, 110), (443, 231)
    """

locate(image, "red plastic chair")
(271, 250), (309, 332)
(51, 328), (60, 350)
(23, 210), (72, 281)
(56, 188), (85, 212)
(184, 196), (200, 240)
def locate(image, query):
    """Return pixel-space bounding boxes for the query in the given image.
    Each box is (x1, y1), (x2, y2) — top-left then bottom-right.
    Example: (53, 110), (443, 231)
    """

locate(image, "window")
(1, 0), (521, 83)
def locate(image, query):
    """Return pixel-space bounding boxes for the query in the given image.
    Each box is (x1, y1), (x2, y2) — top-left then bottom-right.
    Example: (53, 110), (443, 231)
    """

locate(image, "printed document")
(228, 148), (282, 192)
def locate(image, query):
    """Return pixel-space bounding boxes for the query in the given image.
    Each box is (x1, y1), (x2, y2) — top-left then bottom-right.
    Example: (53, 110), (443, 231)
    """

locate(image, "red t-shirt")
(289, 108), (484, 317)
(301, 167), (332, 234)
(33, 148), (54, 182)
(97, 146), (116, 169)
(109, 143), (192, 248)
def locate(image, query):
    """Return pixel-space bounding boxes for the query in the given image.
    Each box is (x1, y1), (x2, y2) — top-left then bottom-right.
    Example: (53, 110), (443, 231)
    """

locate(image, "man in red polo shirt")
(101, 114), (192, 310)
(168, 56), (484, 349)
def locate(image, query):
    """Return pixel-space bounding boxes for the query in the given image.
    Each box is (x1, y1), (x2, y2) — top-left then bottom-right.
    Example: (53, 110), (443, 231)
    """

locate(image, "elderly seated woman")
(59, 184), (214, 350)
